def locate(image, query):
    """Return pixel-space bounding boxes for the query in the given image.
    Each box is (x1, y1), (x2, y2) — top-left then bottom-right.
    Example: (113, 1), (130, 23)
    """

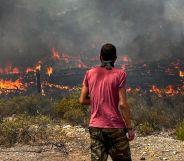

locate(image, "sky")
(0, 0), (184, 67)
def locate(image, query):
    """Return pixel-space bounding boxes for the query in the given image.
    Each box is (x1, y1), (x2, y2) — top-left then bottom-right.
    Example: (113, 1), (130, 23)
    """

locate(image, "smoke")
(0, 0), (184, 67)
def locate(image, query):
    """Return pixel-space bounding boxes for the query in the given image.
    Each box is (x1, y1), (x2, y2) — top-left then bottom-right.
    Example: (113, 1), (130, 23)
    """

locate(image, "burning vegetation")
(0, 48), (183, 98)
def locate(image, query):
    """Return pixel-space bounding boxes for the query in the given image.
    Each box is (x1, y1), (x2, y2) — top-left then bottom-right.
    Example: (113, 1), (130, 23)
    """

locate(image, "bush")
(0, 115), (52, 146)
(128, 91), (184, 135)
(52, 89), (90, 126)
(137, 122), (154, 136)
(0, 95), (52, 117)
(176, 120), (184, 141)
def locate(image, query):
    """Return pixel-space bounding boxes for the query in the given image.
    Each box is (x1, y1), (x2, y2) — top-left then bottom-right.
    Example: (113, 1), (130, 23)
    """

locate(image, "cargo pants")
(89, 127), (132, 161)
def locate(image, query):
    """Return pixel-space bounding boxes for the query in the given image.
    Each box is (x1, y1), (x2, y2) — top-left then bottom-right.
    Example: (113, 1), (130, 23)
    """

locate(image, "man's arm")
(119, 87), (135, 141)
(79, 85), (90, 105)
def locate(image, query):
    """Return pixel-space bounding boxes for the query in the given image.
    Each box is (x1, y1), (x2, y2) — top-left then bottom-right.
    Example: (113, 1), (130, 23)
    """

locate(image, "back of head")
(100, 43), (117, 70)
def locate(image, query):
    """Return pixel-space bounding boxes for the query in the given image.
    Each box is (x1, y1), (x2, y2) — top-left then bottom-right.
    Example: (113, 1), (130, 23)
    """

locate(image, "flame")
(61, 53), (70, 63)
(12, 67), (20, 74)
(179, 71), (184, 78)
(52, 48), (60, 60)
(165, 85), (176, 96)
(47, 67), (53, 77)
(120, 56), (131, 63)
(43, 81), (71, 90)
(0, 79), (26, 90)
(0, 65), (20, 74)
(36, 65), (41, 71)
(150, 85), (162, 97)
(25, 68), (34, 73)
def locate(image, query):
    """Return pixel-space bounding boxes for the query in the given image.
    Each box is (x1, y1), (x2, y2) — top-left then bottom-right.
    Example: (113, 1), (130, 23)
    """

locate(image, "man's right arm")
(118, 87), (135, 141)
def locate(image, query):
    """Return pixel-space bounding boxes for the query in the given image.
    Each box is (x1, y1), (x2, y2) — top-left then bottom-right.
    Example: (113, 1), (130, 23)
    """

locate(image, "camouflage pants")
(89, 127), (132, 161)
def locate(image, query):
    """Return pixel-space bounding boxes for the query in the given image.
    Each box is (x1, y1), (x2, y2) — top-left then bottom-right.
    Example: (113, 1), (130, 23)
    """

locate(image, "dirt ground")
(0, 127), (184, 161)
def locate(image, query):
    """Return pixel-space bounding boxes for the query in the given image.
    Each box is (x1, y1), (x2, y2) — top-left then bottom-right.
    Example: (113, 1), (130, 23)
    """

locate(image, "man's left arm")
(79, 85), (90, 105)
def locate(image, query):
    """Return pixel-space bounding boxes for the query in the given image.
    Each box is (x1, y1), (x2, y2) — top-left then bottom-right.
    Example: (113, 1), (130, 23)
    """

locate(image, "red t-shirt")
(83, 66), (126, 128)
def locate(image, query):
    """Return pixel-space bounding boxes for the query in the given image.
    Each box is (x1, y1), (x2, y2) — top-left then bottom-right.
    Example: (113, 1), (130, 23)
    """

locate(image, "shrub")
(0, 95), (52, 117)
(128, 92), (184, 135)
(176, 120), (184, 141)
(137, 122), (154, 136)
(52, 89), (90, 126)
(0, 115), (52, 146)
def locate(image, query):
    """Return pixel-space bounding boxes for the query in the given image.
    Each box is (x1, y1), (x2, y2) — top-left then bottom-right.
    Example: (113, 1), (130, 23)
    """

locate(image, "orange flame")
(52, 48), (60, 60)
(0, 79), (26, 90)
(179, 71), (184, 78)
(25, 68), (34, 73)
(47, 67), (53, 77)
(150, 85), (162, 97)
(120, 56), (131, 63)
(12, 67), (20, 74)
(0, 65), (20, 74)
(44, 81), (71, 90)
(165, 85), (175, 96)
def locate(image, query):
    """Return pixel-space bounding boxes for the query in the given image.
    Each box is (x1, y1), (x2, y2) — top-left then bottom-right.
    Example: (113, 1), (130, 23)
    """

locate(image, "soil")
(0, 126), (183, 161)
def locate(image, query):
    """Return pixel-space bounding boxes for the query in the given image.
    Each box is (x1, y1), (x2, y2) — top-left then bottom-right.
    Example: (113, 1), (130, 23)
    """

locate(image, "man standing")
(80, 43), (135, 161)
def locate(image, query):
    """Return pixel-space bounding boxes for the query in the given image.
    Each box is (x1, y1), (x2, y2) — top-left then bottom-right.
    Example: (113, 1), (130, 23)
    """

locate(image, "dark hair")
(100, 43), (117, 61)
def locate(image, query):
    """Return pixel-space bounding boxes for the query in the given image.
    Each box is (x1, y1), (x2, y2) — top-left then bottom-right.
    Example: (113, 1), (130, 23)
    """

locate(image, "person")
(80, 43), (135, 161)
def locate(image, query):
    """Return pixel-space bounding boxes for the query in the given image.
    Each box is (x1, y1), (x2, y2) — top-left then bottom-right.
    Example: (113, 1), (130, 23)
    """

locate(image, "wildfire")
(52, 48), (60, 60)
(47, 67), (53, 77)
(148, 85), (183, 97)
(0, 66), (20, 75)
(25, 68), (34, 73)
(0, 79), (26, 91)
(43, 81), (71, 90)
(120, 55), (131, 63)
(150, 85), (162, 97)
(35, 63), (41, 71)
(165, 85), (176, 96)
(179, 70), (184, 78)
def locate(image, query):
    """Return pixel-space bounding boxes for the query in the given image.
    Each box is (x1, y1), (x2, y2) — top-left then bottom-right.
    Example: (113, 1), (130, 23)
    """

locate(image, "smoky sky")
(0, 0), (184, 67)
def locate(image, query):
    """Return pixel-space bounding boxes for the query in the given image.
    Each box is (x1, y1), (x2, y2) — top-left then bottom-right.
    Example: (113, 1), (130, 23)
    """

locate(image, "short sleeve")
(82, 71), (89, 87)
(119, 71), (127, 88)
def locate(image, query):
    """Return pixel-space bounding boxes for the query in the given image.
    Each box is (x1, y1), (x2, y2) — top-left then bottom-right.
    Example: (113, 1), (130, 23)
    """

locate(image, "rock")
(63, 125), (72, 129)
(142, 151), (147, 155)
(77, 128), (85, 132)
(66, 132), (73, 137)
(173, 151), (178, 154)
(55, 125), (61, 130)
